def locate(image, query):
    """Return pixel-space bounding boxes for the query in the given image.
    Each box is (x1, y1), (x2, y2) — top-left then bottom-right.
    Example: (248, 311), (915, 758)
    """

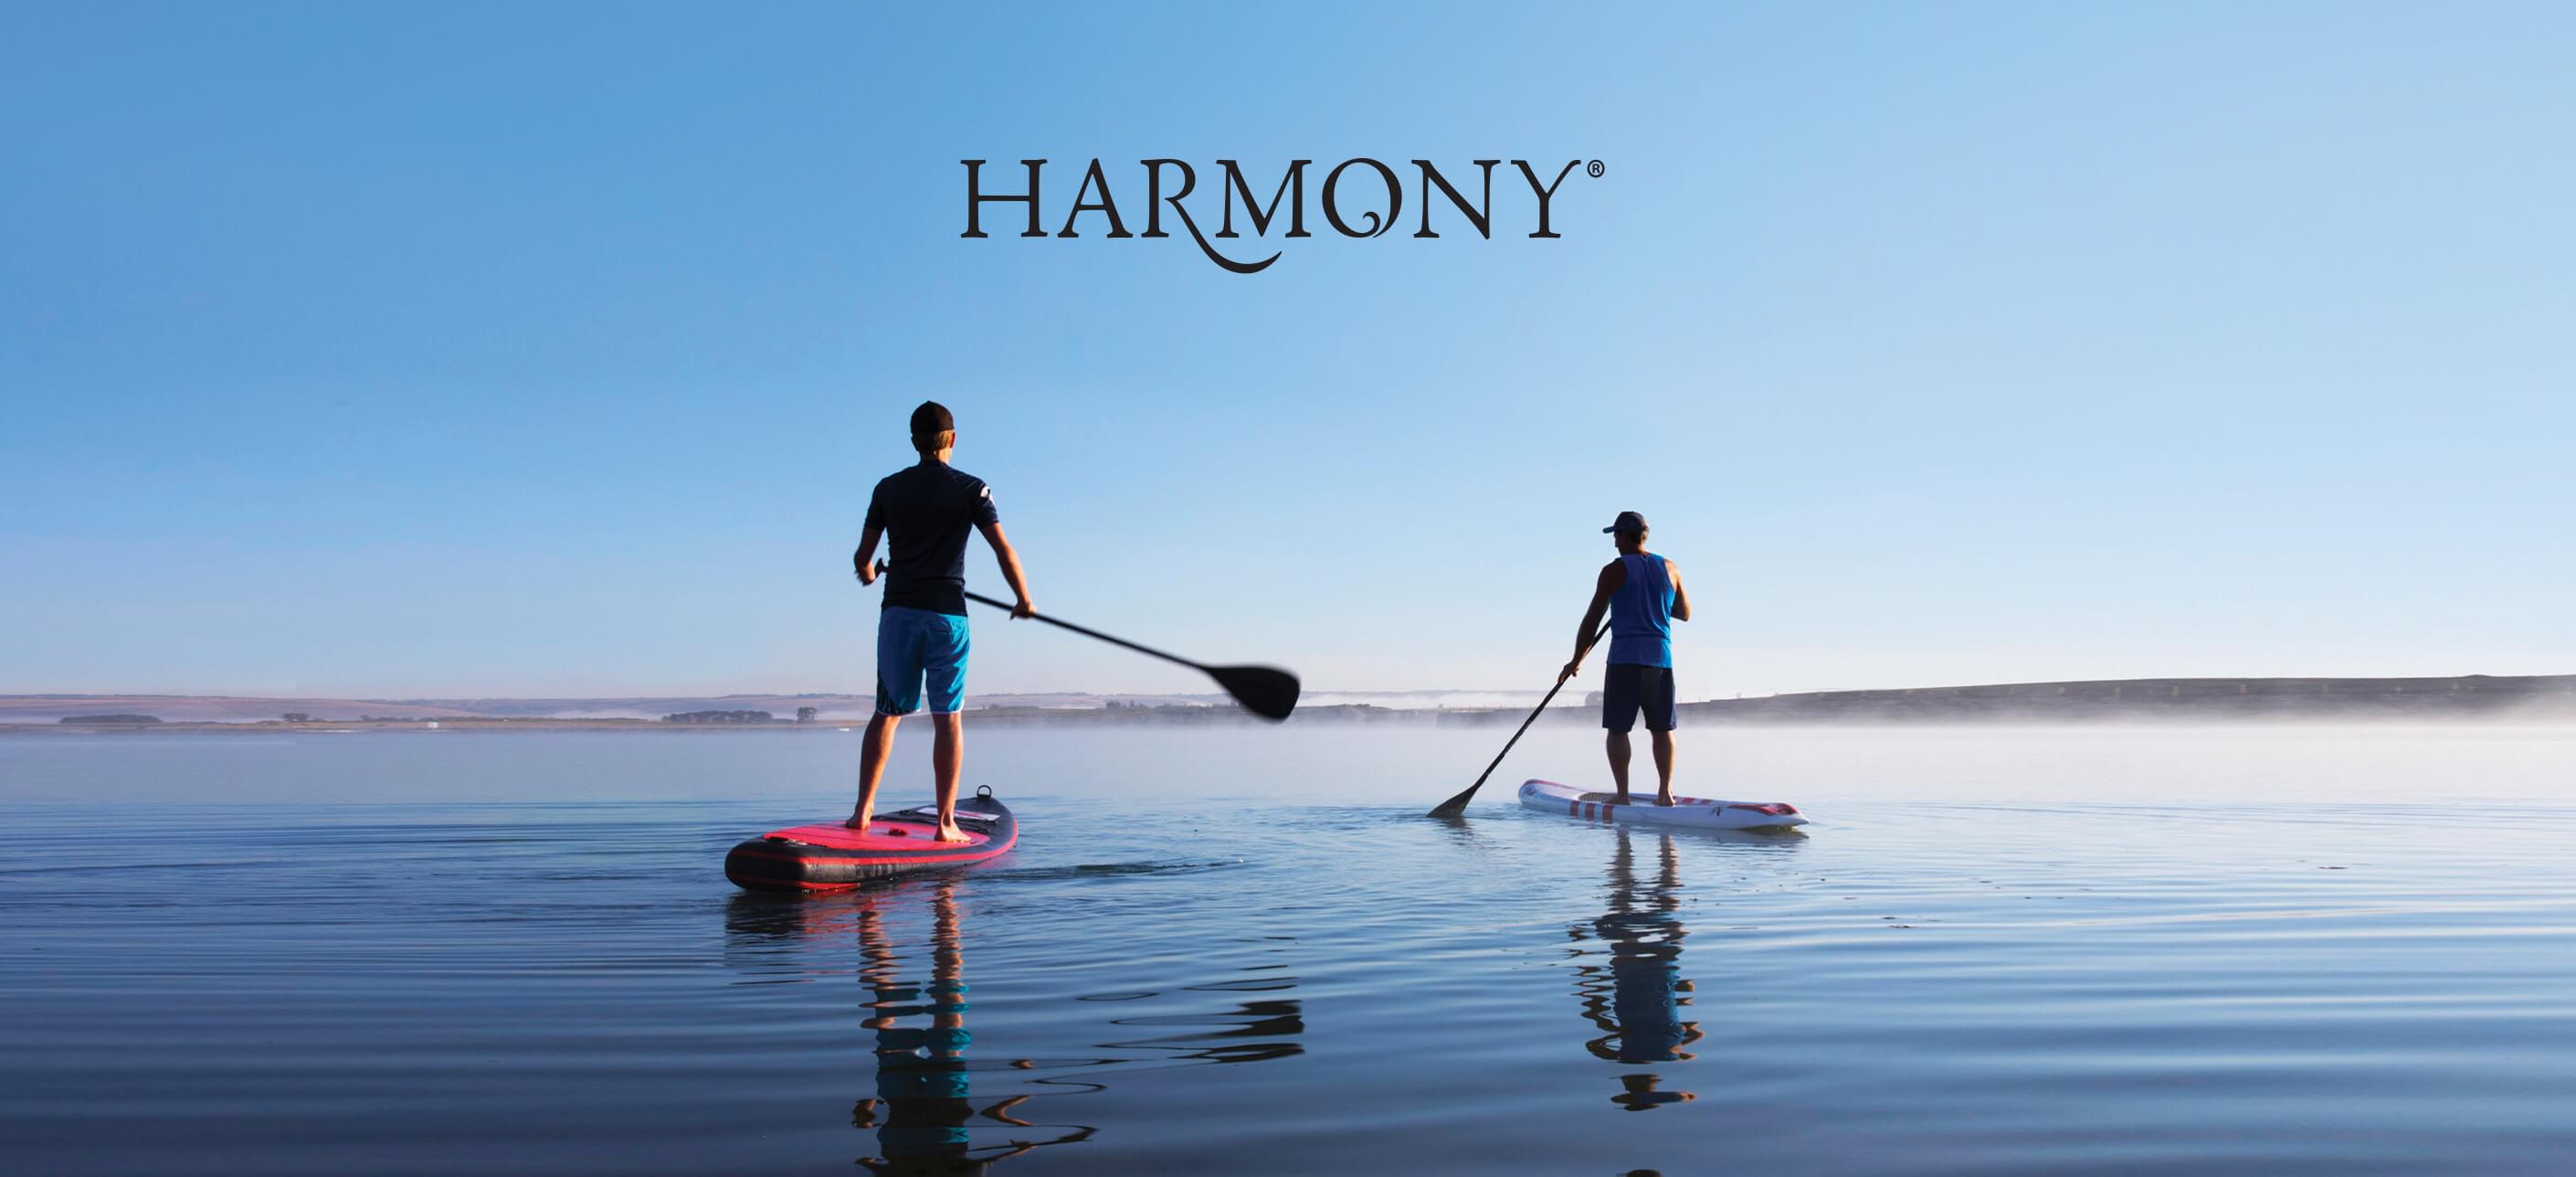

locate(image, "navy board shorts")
(1601, 663), (1676, 733)
(877, 606), (970, 716)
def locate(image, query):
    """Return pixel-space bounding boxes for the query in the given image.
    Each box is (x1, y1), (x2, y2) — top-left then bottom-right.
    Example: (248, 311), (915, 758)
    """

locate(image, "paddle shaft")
(1432, 621), (1612, 816)
(960, 588), (1211, 674)
(871, 559), (1218, 675)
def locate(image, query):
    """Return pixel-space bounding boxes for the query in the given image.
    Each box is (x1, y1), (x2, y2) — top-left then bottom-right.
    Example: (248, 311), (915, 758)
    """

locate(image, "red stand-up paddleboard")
(725, 788), (1018, 892)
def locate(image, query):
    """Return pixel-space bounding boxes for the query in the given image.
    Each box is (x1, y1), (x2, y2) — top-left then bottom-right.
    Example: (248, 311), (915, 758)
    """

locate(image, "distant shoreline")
(6, 673), (2572, 731)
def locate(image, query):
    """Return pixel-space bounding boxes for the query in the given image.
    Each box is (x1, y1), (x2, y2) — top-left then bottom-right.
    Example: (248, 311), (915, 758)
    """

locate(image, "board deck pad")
(1521, 779), (1808, 831)
(759, 811), (1001, 852)
(1575, 790), (1726, 806)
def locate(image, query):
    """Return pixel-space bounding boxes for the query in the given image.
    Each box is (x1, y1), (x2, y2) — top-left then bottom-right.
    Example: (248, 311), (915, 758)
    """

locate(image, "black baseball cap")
(1602, 511), (1648, 535)
(910, 400), (955, 438)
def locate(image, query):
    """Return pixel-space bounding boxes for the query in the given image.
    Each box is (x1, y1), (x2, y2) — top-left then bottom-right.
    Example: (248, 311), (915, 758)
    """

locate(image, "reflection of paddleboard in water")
(1520, 778), (1807, 831)
(725, 790), (1018, 891)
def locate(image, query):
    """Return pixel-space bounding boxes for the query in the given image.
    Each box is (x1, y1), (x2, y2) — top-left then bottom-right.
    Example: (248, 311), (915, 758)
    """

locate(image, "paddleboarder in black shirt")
(850, 401), (1034, 842)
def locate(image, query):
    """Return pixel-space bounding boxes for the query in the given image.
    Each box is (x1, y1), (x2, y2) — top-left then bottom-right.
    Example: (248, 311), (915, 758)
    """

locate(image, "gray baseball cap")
(1602, 511), (1648, 535)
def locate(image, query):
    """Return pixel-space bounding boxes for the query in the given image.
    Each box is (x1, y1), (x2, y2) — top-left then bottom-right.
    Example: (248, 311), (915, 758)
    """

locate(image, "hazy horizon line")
(7, 670), (2571, 705)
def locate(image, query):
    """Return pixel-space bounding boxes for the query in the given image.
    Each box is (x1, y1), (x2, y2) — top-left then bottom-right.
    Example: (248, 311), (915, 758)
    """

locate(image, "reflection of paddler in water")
(1569, 827), (1702, 1110)
(848, 880), (1088, 1174)
(722, 876), (1303, 1172)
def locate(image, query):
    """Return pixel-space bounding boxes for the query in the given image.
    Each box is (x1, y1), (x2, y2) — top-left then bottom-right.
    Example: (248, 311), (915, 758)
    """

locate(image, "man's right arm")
(855, 482), (886, 585)
(853, 525), (884, 585)
(1562, 561), (1624, 683)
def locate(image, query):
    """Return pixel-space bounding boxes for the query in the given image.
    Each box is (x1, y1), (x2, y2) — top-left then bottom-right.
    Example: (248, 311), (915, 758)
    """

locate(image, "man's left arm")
(976, 520), (1035, 619)
(968, 482), (1032, 618)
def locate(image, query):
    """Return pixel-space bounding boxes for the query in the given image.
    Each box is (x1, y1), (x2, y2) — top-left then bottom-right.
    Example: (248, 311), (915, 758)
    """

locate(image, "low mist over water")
(5, 726), (2574, 1173)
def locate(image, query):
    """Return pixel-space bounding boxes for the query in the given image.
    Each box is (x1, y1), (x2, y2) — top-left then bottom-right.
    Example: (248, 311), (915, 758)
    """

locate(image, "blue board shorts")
(1602, 663), (1676, 733)
(877, 606), (970, 716)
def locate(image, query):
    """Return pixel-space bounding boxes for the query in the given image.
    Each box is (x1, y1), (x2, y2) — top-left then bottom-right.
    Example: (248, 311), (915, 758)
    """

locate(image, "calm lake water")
(5, 725), (2575, 1174)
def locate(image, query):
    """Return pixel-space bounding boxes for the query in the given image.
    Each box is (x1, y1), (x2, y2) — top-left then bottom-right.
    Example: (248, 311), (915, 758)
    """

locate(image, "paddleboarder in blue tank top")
(1560, 511), (1694, 806)
(848, 401), (1036, 843)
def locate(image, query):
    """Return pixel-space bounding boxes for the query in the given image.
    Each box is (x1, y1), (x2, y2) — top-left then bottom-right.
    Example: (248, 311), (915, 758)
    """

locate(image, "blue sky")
(4, 3), (2571, 698)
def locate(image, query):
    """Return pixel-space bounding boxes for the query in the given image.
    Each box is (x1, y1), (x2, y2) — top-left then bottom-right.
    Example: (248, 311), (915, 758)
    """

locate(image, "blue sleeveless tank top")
(1607, 552), (1673, 667)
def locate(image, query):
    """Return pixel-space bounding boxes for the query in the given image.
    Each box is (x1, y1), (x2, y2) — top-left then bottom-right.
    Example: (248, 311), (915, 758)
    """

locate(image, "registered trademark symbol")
(1587, 160), (1605, 178)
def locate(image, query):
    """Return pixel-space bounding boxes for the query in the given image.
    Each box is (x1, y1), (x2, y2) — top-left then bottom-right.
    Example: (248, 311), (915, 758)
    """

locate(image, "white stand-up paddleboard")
(1518, 778), (1808, 831)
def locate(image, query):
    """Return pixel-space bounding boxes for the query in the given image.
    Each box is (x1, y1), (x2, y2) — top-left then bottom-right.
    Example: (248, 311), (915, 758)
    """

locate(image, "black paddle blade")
(1209, 665), (1300, 721)
(1426, 784), (1481, 820)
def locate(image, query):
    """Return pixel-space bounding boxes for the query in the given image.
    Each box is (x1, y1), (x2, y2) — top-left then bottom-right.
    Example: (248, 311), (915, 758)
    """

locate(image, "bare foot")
(1654, 792), (1675, 807)
(932, 823), (972, 843)
(1613, 792), (1632, 806)
(843, 813), (871, 832)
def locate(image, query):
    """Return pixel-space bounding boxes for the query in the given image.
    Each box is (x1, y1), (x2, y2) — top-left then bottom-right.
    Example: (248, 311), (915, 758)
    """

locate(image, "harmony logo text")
(961, 158), (1601, 274)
